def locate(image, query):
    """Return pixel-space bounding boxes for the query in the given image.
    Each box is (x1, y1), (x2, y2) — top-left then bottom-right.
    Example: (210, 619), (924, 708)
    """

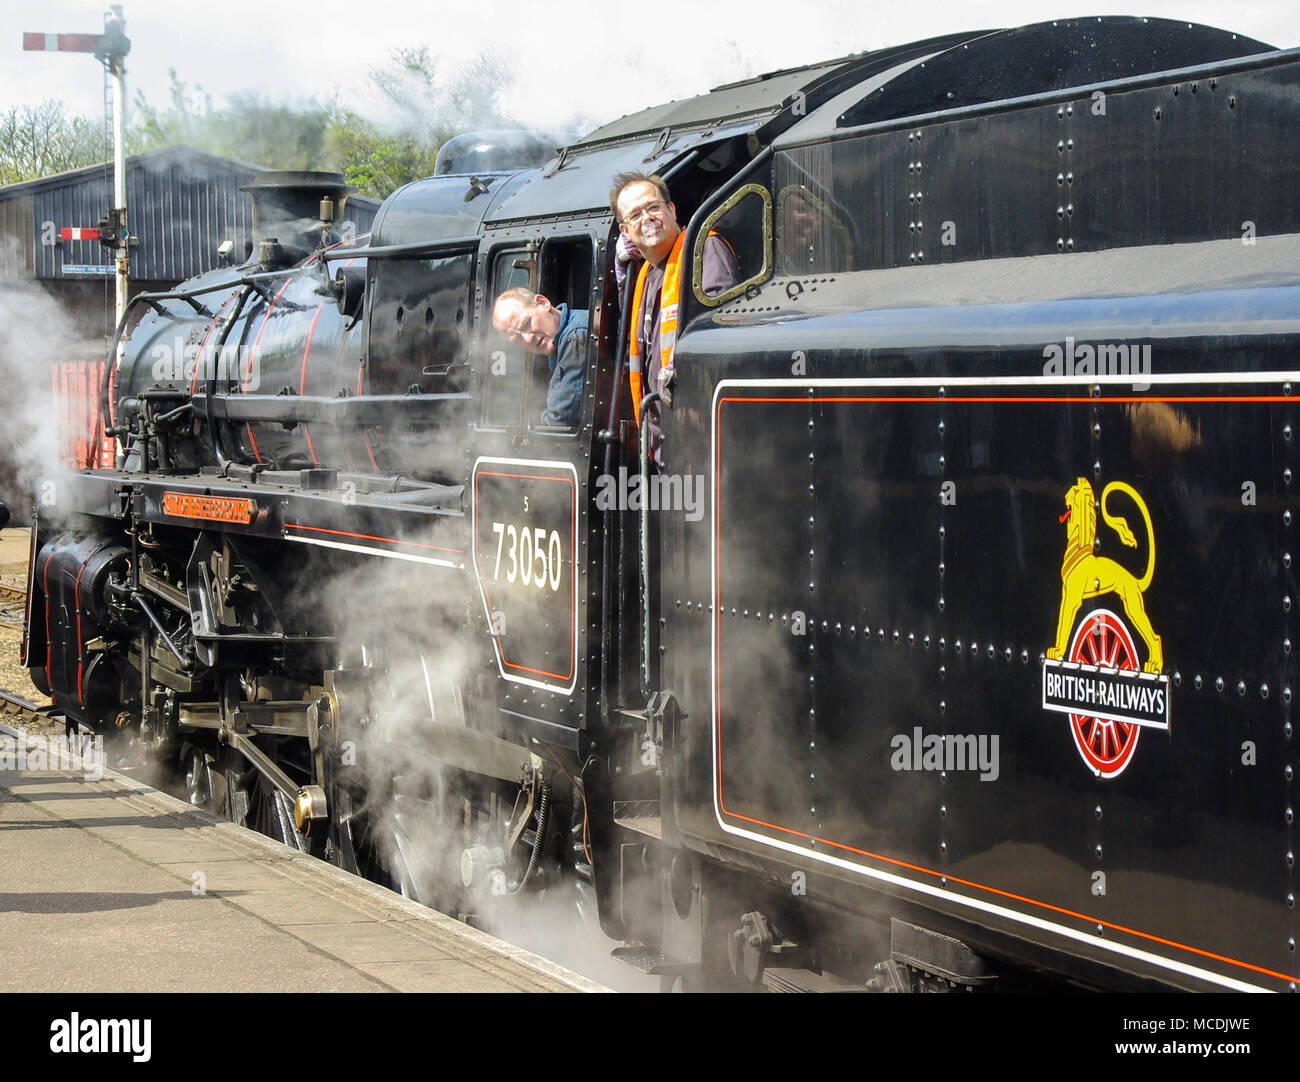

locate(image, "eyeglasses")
(622, 199), (667, 226)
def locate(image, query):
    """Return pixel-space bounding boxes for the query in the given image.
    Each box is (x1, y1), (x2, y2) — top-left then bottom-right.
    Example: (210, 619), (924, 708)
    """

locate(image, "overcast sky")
(2, 0), (1295, 136)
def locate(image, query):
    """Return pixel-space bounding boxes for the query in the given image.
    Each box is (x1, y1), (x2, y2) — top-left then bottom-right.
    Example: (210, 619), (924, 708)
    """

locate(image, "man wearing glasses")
(491, 288), (588, 429)
(610, 172), (738, 464)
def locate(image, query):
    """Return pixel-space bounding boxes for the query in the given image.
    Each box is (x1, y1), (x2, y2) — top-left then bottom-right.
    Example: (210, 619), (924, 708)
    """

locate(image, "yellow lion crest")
(1046, 478), (1163, 674)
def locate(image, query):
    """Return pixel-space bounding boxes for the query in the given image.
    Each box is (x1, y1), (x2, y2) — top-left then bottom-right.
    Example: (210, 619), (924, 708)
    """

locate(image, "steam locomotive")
(22, 15), (1300, 991)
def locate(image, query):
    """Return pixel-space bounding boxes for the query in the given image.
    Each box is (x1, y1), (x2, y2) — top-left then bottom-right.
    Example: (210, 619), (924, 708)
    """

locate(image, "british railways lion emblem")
(1041, 478), (1171, 778)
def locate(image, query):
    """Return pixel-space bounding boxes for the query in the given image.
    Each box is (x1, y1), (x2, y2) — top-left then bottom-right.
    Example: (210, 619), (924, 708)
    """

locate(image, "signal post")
(23, 6), (132, 329)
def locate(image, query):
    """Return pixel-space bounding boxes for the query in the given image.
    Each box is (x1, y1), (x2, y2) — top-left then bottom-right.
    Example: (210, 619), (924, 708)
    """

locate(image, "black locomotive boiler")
(22, 16), (1300, 991)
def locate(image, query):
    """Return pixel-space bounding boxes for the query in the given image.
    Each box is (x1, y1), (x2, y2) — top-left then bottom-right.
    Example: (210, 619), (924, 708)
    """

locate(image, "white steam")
(301, 519), (654, 989)
(0, 266), (105, 518)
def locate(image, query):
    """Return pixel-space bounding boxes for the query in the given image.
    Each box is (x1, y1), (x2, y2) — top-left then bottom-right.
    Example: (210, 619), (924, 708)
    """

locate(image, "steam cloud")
(305, 522), (653, 989)
(0, 261), (104, 519)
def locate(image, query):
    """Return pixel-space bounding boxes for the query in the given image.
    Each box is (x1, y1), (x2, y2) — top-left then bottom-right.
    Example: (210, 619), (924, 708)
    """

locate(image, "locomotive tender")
(22, 16), (1300, 991)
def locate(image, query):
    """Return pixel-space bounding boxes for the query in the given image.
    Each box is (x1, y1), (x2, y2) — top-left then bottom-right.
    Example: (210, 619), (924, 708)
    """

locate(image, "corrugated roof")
(0, 145), (262, 197)
(0, 147), (378, 282)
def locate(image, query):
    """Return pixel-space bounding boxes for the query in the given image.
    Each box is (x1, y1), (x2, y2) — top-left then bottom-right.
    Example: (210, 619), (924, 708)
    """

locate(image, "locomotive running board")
(609, 945), (700, 978)
(612, 800), (662, 840)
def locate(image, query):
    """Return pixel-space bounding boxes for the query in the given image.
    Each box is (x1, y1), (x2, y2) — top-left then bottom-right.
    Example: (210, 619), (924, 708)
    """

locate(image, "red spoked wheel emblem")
(1067, 608), (1141, 778)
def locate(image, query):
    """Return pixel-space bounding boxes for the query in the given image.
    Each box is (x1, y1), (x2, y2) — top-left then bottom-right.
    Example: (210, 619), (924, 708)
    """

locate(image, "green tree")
(327, 116), (436, 199)
(129, 70), (334, 170)
(329, 47), (517, 198)
(0, 47), (527, 195)
(128, 71), (213, 152)
(0, 100), (105, 185)
(121, 49), (521, 199)
(367, 47), (513, 138)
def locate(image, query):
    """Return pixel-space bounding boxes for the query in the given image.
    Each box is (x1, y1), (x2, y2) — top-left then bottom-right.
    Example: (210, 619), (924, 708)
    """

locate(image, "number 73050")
(491, 521), (563, 591)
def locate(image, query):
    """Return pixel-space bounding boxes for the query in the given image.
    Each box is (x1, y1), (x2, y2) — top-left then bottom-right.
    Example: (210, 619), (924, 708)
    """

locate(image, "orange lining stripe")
(720, 805), (1292, 983)
(71, 541), (110, 711)
(480, 579), (575, 681)
(481, 471), (575, 483)
(73, 558), (88, 707)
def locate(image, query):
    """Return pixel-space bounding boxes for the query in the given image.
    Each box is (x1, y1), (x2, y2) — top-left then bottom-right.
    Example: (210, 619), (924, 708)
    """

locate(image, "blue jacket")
(542, 304), (588, 428)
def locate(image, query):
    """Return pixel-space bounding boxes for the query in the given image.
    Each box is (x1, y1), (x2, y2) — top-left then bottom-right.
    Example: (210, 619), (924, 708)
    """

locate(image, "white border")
(285, 532), (464, 569)
(708, 374), (1291, 992)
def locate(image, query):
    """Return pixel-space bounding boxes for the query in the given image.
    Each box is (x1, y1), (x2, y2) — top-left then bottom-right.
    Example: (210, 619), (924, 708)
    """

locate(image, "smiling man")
(492, 288), (588, 429)
(611, 172), (737, 464)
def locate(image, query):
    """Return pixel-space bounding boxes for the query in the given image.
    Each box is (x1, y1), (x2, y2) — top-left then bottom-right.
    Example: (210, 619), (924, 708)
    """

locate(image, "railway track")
(0, 583), (26, 629)
(0, 687), (65, 737)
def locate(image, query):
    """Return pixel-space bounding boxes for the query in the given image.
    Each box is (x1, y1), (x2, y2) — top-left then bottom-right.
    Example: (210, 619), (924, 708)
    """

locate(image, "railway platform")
(0, 720), (607, 993)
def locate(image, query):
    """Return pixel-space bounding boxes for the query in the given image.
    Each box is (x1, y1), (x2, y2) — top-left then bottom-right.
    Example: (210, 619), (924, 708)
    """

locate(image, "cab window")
(691, 184), (772, 306)
(482, 239), (592, 433)
(481, 248), (531, 429)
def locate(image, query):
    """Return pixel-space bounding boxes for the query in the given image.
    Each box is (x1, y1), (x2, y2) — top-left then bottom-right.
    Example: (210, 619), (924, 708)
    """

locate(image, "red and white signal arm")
(60, 227), (100, 241)
(22, 33), (102, 52)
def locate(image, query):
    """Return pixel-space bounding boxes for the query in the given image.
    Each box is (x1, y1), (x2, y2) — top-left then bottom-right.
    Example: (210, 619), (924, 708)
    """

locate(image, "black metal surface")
(30, 533), (132, 724)
(663, 293), (1298, 992)
(837, 17), (1274, 128)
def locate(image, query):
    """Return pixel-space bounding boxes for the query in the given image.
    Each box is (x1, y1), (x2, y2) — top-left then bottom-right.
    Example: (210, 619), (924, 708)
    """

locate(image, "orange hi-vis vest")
(627, 230), (686, 426)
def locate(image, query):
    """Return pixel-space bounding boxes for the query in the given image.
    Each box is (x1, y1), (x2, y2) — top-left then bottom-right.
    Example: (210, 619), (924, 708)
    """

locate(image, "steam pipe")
(101, 291), (149, 453)
(130, 515), (149, 737)
(316, 236), (478, 261)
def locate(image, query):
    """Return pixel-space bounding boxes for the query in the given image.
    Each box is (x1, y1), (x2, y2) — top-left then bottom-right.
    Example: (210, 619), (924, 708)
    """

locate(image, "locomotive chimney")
(240, 171), (356, 267)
